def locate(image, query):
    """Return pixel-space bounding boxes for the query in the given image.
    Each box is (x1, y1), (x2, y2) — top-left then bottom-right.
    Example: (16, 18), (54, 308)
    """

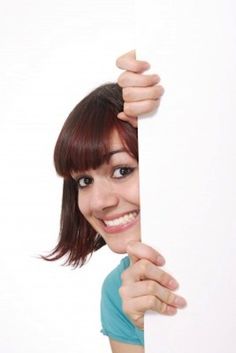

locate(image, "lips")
(100, 210), (140, 234)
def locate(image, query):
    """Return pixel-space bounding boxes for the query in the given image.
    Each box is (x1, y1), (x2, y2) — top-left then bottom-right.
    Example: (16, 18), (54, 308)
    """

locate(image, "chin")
(105, 231), (141, 255)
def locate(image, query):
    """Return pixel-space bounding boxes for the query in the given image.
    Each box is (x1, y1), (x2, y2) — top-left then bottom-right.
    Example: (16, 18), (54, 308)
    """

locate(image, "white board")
(135, 1), (236, 352)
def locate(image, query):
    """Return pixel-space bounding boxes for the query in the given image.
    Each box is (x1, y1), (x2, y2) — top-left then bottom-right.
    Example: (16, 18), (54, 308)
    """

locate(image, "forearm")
(110, 339), (144, 353)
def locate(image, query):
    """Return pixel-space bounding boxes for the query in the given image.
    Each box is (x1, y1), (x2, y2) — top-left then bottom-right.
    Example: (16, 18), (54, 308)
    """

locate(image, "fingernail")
(156, 255), (165, 265)
(117, 112), (124, 119)
(168, 279), (179, 289)
(174, 297), (187, 308)
(143, 62), (150, 69)
(153, 74), (160, 81)
(167, 306), (177, 315)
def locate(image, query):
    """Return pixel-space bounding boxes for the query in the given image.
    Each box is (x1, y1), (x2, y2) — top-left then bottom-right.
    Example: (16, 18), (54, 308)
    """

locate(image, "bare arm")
(110, 339), (144, 353)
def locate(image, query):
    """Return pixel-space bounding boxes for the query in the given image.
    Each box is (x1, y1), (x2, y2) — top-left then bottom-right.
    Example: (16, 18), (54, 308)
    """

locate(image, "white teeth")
(104, 212), (138, 227)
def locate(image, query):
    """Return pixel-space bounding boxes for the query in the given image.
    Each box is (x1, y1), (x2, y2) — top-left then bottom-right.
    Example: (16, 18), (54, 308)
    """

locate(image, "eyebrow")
(107, 148), (127, 157)
(104, 148), (131, 162)
(71, 149), (130, 179)
(102, 148), (129, 163)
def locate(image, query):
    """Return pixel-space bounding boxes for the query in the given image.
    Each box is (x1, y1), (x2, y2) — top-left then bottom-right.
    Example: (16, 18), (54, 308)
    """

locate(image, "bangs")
(54, 83), (138, 178)
(68, 110), (117, 172)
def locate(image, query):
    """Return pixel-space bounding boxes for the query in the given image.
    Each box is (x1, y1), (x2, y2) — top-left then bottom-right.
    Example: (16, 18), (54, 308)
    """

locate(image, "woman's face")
(74, 130), (140, 254)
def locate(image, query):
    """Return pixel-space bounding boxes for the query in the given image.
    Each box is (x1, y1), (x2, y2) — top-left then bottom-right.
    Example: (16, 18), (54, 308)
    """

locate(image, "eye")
(77, 176), (93, 189)
(112, 166), (134, 179)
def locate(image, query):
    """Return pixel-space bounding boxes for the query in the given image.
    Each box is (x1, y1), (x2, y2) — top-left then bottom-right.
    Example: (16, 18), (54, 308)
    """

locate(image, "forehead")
(71, 129), (131, 176)
(106, 130), (135, 162)
(71, 141), (132, 179)
(109, 129), (124, 149)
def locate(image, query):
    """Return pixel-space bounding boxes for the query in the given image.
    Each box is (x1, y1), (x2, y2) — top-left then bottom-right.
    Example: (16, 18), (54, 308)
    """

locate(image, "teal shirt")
(100, 256), (144, 346)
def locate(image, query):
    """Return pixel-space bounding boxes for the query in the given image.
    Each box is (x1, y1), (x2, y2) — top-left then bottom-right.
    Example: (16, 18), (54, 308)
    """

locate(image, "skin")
(116, 49), (164, 127)
(76, 50), (187, 353)
(75, 129), (140, 254)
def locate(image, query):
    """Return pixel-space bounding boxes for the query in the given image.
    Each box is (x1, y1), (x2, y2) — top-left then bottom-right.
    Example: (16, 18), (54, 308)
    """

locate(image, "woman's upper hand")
(119, 241), (187, 330)
(116, 50), (164, 127)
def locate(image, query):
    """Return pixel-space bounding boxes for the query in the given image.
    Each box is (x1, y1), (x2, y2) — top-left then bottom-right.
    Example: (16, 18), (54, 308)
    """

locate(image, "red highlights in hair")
(43, 83), (139, 267)
(54, 83), (138, 178)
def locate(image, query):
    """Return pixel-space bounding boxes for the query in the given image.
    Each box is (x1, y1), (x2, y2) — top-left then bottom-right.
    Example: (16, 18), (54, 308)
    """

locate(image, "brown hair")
(43, 83), (138, 267)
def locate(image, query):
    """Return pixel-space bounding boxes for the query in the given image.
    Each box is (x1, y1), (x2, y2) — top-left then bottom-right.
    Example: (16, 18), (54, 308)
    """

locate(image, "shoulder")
(102, 256), (130, 295)
(101, 256), (130, 320)
(100, 256), (144, 346)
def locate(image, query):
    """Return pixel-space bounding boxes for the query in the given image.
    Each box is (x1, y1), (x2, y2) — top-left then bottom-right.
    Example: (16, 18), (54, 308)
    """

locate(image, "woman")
(44, 50), (187, 353)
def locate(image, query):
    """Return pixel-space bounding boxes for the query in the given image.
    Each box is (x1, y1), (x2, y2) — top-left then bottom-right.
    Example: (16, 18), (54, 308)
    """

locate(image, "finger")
(120, 281), (187, 309)
(122, 85), (165, 103)
(117, 112), (138, 128)
(122, 258), (179, 290)
(132, 316), (144, 330)
(124, 99), (160, 117)
(121, 308), (144, 330)
(124, 296), (178, 317)
(118, 71), (160, 88)
(126, 241), (166, 267)
(116, 50), (150, 73)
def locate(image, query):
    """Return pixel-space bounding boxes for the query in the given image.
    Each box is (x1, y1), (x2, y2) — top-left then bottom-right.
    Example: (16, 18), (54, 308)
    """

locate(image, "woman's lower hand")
(119, 241), (187, 329)
(116, 50), (164, 127)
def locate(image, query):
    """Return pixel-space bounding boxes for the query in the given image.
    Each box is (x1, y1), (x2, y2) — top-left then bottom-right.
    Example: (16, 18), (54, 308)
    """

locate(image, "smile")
(102, 211), (139, 228)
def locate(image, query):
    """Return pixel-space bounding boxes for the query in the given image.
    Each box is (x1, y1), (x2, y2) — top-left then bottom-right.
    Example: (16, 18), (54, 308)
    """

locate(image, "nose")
(90, 179), (119, 213)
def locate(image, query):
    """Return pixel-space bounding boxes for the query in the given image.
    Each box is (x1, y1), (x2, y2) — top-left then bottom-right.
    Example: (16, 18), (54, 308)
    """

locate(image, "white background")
(1, 1), (236, 353)
(0, 1), (134, 352)
(136, 1), (236, 352)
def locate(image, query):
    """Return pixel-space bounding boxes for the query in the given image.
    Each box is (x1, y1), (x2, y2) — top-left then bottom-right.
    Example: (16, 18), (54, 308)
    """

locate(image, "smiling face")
(73, 130), (140, 254)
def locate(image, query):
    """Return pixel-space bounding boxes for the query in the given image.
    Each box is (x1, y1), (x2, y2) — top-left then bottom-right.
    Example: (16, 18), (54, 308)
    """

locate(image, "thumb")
(126, 240), (166, 267)
(126, 240), (140, 266)
(128, 253), (139, 267)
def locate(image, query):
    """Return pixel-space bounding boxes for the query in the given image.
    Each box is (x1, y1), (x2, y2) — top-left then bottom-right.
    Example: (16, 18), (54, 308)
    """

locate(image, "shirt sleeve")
(100, 257), (144, 346)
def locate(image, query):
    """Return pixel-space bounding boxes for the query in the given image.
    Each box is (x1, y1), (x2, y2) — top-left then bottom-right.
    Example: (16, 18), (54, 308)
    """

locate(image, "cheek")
(78, 193), (89, 218)
(130, 182), (140, 205)
(123, 173), (140, 205)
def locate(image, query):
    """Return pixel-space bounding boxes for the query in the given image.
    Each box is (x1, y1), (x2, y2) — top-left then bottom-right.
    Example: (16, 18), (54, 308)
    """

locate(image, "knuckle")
(117, 72), (127, 87)
(122, 87), (133, 101)
(133, 317), (144, 330)
(146, 75), (158, 85)
(132, 314), (144, 329)
(142, 100), (159, 114)
(145, 281), (156, 294)
(123, 102), (133, 116)
(145, 100), (158, 111)
(138, 259), (150, 277)
(165, 291), (175, 305)
(146, 296), (157, 310)
(132, 313), (142, 322)
(119, 285), (128, 299)
(159, 301), (167, 314)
